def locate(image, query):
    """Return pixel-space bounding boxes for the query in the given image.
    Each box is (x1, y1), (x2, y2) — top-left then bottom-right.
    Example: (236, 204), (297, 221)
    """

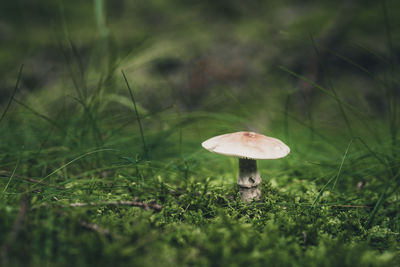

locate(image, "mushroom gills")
(238, 158), (261, 188)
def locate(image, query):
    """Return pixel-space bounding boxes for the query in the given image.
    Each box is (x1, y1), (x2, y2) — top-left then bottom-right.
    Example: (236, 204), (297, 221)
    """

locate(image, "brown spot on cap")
(243, 132), (256, 138)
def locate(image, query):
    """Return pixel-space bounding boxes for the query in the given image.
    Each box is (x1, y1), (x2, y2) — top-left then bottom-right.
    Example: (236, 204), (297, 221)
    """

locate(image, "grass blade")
(121, 70), (148, 160)
(280, 66), (364, 116)
(366, 170), (400, 228)
(1, 160), (19, 197)
(39, 148), (116, 183)
(331, 139), (353, 190)
(13, 98), (65, 133)
(0, 65), (23, 125)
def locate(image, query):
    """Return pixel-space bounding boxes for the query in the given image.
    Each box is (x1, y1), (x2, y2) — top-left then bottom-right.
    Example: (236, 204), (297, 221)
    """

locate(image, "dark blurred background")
(0, 0), (399, 122)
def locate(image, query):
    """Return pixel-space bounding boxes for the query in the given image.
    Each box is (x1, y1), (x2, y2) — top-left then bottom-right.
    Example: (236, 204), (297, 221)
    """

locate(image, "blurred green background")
(0, 0), (399, 266)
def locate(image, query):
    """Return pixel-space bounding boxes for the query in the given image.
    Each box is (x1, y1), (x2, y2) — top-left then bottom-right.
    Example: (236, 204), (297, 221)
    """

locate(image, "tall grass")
(281, 3), (400, 229)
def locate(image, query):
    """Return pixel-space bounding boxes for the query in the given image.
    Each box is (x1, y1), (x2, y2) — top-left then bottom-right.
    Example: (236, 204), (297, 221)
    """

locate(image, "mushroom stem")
(239, 187), (261, 202)
(238, 158), (262, 189)
(238, 158), (262, 201)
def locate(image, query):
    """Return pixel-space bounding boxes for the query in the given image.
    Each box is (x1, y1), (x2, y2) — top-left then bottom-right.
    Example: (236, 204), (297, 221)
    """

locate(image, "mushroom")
(202, 131), (290, 201)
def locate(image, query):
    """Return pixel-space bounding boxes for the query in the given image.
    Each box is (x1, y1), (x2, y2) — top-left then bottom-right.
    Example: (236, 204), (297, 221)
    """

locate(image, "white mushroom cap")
(202, 131), (290, 160)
